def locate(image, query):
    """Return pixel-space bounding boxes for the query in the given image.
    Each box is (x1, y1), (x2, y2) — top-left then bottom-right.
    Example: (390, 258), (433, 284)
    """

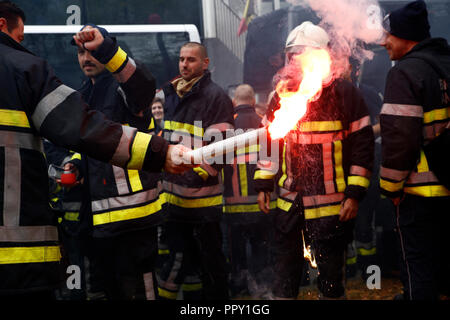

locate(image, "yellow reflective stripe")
(423, 107), (449, 124)
(404, 185), (450, 197)
(223, 201), (277, 213)
(165, 193), (222, 208)
(0, 246), (61, 264)
(236, 144), (260, 155)
(277, 197), (293, 212)
(70, 153), (81, 161)
(182, 283), (202, 292)
(238, 164), (248, 197)
(254, 170), (275, 180)
(0, 109), (31, 128)
(158, 249), (170, 255)
(380, 178), (404, 192)
(127, 132), (152, 170)
(299, 121), (343, 132)
(417, 150), (429, 173)
(148, 118), (155, 130)
(158, 287), (178, 300)
(357, 247), (377, 256)
(164, 121), (204, 137)
(346, 256), (357, 265)
(93, 196), (165, 226)
(279, 144), (287, 187)
(105, 47), (127, 73)
(304, 204), (341, 220)
(193, 167), (209, 181)
(128, 170), (143, 192)
(348, 176), (370, 188)
(64, 212), (79, 221)
(333, 141), (346, 192)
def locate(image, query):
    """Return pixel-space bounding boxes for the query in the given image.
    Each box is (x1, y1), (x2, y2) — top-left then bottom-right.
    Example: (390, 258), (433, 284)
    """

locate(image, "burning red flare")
(268, 48), (332, 139)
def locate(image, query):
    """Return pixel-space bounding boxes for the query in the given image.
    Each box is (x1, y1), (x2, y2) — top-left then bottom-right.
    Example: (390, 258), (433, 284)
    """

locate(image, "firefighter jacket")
(0, 31), (168, 294)
(161, 71), (235, 223)
(254, 79), (375, 221)
(380, 38), (450, 199)
(75, 69), (165, 238)
(222, 105), (276, 222)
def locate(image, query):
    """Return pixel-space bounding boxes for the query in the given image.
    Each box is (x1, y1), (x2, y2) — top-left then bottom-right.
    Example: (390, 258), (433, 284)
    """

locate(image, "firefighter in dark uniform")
(0, 1), (193, 298)
(222, 84), (276, 298)
(255, 22), (374, 299)
(379, 0), (450, 300)
(157, 42), (234, 300)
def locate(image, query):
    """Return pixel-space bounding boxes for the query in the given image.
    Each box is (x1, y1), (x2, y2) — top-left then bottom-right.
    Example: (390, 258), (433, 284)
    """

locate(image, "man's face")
(382, 33), (411, 61)
(0, 17), (24, 43)
(77, 46), (105, 78)
(151, 102), (164, 121)
(179, 46), (209, 81)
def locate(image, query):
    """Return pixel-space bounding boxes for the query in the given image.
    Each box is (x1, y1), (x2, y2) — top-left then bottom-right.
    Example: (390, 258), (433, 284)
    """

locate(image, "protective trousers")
(396, 194), (450, 300)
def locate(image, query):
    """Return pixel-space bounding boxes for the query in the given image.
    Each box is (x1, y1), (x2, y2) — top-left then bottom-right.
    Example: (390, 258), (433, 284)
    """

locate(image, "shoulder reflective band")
(348, 176), (370, 188)
(277, 197), (293, 212)
(423, 107), (449, 124)
(254, 170), (275, 180)
(380, 178), (404, 193)
(127, 132), (152, 170)
(148, 118), (155, 130)
(349, 116), (371, 133)
(304, 204), (341, 220)
(0, 109), (30, 128)
(165, 193), (222, 208)
(380, 103), (423, 118)
(164, 121), (204, 138)
(105, 47), (127, 73)
(299, 121), (343, 132)
(32, 85), (75, 131)
(404, 185), (450, 197)
(0, 246), (61, 264)
(93, 196), (165, 226)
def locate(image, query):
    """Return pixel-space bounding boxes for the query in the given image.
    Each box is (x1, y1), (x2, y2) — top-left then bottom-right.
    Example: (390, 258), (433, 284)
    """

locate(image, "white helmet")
(285, 21), (330, 52)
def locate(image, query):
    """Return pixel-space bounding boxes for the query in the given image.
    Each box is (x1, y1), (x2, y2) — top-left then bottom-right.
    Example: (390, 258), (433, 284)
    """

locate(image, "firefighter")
(0, 1), (193, 298)
(157, 42), (234, 300)
(222, 84), (276, 298)
(379, 0), (450, 300)
(255, 21), (375, 299)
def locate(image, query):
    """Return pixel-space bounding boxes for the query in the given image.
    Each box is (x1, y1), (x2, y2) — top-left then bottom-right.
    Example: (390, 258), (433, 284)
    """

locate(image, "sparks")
(268, 48), (332, 140)
(302, 230), (317, 269)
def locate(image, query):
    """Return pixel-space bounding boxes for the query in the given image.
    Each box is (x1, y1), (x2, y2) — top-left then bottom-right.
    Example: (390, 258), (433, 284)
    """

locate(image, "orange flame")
(302, 230), (317, 269)
(268, 48), (332, 139)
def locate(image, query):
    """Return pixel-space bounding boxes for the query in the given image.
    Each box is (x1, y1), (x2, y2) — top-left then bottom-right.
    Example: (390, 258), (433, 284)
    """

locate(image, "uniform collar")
(235, 104), (255, 113)
(0, 31), (33, 55)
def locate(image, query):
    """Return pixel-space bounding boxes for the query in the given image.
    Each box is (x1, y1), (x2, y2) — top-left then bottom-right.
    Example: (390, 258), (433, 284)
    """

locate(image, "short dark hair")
(152, 97), (164, 105)
(0, 1), (26, 32)
(181, 42), (208, 58)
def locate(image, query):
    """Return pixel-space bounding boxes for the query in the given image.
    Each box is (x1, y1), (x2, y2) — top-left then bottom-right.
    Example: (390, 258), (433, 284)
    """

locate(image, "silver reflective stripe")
(110, 125), (136, 167)
(224, 194), (258, 205)
(114, 57), (136, 83)
(112, 165), (130, 195)
(3, 147), (21, 227)
(32, 85), (76, 130)
(91, 186), (161, 212)
(279, 187), (297, 201)
(0, 226), (58, 242)
(0, 131), (43, 151)
(143, 272), (155, 300)
(61, 201), (82, 212)
(380, 103), (423, 118)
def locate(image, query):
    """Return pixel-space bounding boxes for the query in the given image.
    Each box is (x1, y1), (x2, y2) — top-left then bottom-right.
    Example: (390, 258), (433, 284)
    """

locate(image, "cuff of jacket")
(344, 185), (367, 202)
(141, 135), (169, 172)
(92, 36), (128, 73)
